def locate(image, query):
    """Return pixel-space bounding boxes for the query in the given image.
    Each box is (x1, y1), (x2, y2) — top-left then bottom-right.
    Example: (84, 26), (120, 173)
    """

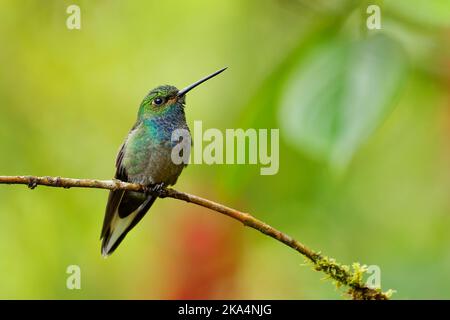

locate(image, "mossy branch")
(0, 175), (392, 300)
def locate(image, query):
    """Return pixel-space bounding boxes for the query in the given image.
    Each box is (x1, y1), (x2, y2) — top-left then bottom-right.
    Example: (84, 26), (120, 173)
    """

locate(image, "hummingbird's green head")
(138, 85), (184, 118)
(138, 67), (227, 118)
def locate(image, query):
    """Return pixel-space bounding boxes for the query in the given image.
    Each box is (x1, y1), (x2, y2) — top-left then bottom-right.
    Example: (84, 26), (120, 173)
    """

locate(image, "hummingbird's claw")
(144, 182), (166, 197)
(27, 177), (38, 190)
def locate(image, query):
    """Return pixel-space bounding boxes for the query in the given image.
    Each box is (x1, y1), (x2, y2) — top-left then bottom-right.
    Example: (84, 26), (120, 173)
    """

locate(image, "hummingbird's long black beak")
(177, 67), (227, 97)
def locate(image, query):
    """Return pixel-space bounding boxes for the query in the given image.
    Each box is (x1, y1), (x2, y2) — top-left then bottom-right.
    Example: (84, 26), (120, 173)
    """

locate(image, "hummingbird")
(100, 67), (227, 257)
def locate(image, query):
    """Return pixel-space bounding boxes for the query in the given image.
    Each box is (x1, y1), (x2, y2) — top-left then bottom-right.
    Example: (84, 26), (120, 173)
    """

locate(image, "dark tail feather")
(101, 193), (156, 257)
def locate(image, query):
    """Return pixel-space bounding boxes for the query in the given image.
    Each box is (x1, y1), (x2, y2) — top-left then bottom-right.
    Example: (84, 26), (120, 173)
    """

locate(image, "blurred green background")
(0, 0), (450, 299)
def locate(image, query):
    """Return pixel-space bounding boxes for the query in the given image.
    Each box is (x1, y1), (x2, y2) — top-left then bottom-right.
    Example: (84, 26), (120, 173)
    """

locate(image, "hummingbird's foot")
(27, 177), (38, 190)
(151, 182), (166, 195)
(144, 182), (166, 197)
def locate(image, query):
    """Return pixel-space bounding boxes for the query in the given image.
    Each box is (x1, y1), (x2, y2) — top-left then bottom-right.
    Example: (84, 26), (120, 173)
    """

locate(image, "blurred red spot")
(166, 201), (242, 299)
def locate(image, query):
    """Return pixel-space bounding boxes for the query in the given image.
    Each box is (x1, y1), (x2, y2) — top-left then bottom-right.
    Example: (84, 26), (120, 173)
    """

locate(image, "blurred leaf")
(219, 19), (347, 195)
(278, 33), (408, 171)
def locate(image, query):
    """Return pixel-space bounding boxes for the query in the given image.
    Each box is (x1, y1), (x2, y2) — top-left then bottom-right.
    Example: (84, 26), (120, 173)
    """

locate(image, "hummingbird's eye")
(153, 97), (164, 105)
